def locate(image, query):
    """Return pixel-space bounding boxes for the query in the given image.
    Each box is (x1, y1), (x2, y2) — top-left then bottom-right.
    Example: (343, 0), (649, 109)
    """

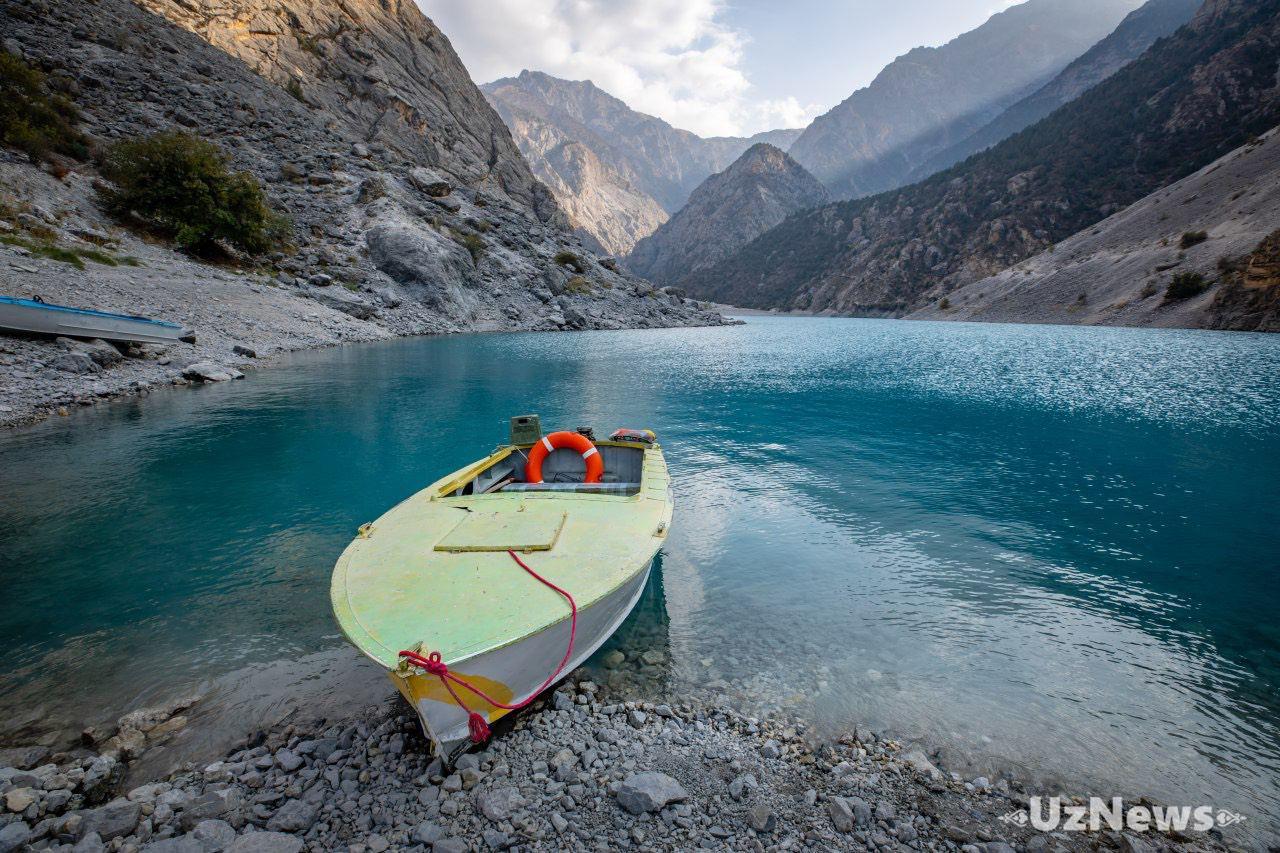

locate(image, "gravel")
(0, 669), (1239, 853)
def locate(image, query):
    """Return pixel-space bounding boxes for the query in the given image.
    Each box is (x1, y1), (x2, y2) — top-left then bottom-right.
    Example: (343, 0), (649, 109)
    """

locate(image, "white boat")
(331, 419), (672, 762)
(0, 295), (192, 345)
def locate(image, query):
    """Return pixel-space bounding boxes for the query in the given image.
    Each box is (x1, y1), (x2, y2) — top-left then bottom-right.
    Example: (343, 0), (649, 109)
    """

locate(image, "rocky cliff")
(680, 0), (1280, 328)
(626, 144), (829, 287)
(786, 0), (1143, 200)
(0, 0), (729, 426)
(914, 0), (1201, 181)
(481, 79), (670, 256)
(908, 127), (1280, 332)
(483, 71), (801, 254)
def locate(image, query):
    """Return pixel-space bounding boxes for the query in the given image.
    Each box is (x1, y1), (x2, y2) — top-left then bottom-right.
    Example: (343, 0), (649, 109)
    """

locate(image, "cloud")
(418, 0), (822, 137)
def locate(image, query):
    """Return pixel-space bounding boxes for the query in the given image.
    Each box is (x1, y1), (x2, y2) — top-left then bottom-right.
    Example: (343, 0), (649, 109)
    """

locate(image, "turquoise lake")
(1, 317), (1277, 841)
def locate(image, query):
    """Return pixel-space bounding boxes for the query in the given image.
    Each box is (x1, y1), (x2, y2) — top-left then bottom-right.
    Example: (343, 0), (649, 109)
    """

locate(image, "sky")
(419, 0), (1021, 138)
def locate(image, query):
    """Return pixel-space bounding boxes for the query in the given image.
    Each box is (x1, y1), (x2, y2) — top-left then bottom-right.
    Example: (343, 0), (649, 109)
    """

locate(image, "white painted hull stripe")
(416, 558), (655, 749)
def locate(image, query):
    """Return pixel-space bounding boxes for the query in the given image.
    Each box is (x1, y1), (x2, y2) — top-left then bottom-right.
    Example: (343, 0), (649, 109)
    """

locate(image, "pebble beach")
(0, 668), (1235, 853)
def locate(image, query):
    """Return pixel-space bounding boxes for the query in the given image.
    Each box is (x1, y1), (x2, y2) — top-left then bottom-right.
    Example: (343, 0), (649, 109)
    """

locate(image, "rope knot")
(395, 550), (578, 747)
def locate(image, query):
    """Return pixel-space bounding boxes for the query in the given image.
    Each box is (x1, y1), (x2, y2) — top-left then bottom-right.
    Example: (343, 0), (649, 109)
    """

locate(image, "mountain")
(786, 0), (1144, 200)
(679, 0), (1280, 327)
(494, 101), (669, 256)
(703, 128), (805, 170)
(0, 0), (728, 408)
(908, 128), (1280, 332)
(483, 71), (801, 254)
(626, 144), (830, 287)
(914, 0), (1201, 180)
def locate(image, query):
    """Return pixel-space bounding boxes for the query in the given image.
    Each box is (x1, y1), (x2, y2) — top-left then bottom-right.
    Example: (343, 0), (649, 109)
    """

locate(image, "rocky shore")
(0, 0), (737, 431)
(0, 156), (734, 431)
(0, 671), (1233, 853)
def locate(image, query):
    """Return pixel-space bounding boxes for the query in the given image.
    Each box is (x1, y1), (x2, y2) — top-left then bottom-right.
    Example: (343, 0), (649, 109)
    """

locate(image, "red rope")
(398, 549), (578, 743)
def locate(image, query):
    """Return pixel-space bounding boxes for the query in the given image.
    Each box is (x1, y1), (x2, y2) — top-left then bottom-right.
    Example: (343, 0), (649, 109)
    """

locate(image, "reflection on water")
(582, 556), (674, 700)
(0, 318), (1277, 843)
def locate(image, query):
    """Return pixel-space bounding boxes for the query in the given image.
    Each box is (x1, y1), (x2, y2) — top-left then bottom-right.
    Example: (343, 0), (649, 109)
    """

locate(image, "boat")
(0, 295), (193, 345)
(331, 416), (673, 762)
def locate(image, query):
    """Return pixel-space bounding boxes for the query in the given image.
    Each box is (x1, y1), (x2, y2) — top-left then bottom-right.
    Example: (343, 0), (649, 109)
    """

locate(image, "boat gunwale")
(331, 440), (672, 670)
(430, 438), (657, 499)
(0, 294), (186, 328)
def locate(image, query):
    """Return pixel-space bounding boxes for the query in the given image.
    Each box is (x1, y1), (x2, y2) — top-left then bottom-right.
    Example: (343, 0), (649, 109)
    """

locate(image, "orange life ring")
(525, 431), (603, 484)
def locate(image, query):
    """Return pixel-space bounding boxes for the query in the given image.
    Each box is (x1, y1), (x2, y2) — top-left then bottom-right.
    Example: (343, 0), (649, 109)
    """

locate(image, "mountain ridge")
(483, 70), (801, 254)
(908, 128), (1280, 331)
(913, 0), (1201, 181)
(786, 0), (1144, 199)
(626, 143), (830, 286)
(679, 0), (1280, 329)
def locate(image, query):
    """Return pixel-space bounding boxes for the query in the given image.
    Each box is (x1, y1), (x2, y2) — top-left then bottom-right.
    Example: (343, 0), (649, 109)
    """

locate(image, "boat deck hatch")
(434, 506), (567, 552)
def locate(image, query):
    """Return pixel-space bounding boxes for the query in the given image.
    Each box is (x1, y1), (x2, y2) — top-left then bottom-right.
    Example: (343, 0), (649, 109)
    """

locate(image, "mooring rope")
(397, 549), (578, 743)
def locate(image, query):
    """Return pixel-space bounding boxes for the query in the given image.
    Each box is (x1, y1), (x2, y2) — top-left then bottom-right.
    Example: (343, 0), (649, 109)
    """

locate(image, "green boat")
(331, 416), (673, 760)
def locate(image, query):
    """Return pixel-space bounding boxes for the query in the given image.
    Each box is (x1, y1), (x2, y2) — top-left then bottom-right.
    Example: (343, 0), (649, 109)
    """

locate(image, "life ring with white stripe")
(525, 431), (603, 484)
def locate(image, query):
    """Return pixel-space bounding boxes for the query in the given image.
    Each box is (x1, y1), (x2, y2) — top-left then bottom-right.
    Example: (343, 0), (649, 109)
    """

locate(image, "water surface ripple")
(0, 318), (1277, 841)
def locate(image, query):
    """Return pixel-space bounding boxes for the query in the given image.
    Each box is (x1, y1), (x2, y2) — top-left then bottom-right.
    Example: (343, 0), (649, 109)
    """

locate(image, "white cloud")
(418, 0), (822, 137)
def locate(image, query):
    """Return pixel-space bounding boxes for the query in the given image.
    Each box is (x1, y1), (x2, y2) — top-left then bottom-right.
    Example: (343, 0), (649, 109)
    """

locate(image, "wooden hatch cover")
(434, 504), (567, 552)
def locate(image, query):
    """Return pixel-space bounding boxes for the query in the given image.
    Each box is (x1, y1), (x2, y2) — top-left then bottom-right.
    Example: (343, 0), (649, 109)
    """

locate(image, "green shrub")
(938, 297), (950, 310)
(451, 229), (485, 263)
(1166, 271), (1208, 300)
(285, 78), (306, 104)
(565, 275), (591, 294)
(99, 132), (288, 256)
(296, 32), (322, 57)
(1, 232), (145, 269)
(553, 250), (585, 273)
(0, 52), (88, 162)
(1179, 230), (1208, 249)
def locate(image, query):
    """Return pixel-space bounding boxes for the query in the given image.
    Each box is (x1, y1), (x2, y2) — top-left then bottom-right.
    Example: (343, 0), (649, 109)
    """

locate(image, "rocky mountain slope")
(626, 144), (829, 287)
(483, 71), (801, 254)
(0, 0), (728, 427)
(786, 0), (1143, 200)
(914, 0), (1201, 181)
(681, 0), (1280, 326)
(908, 127), (1280, 331)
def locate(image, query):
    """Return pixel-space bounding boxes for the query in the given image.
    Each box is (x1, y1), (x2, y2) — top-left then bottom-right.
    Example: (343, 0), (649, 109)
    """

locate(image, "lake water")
(1, 317), (1277, 842)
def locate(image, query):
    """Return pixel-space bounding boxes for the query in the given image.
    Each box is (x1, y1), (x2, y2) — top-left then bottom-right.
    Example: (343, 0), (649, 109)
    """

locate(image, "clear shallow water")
(1, 318), (1278, 840)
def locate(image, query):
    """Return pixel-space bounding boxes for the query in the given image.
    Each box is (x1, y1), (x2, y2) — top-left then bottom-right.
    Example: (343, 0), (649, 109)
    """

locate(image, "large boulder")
(265, 799), (316, 833)
(77, 798), (142, 841)
(303, 286), (378, 321)
(80, 756), (119, 805)
(179, 788), (243, 831)
(81, 338), (124, 367)
(48, 351), (101, 374)
(0, 821), (31, 853)
(182, 362), (243, 383)
(408, 167), (452, 198)
(366, 222), (477, 314)
(0, 746), (50, 770)
(615, 772), (687, 815)
(367, 223), (474, 285)
(474, 787), (523, 823)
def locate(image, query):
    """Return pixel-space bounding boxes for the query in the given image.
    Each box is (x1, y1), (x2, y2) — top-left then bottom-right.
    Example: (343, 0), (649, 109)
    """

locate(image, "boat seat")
(502, 482), (641, 495)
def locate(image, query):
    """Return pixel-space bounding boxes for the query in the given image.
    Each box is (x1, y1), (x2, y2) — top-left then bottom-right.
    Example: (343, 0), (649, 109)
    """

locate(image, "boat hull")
(0, 296), (190, 345)
(392, 557), (653, 756)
